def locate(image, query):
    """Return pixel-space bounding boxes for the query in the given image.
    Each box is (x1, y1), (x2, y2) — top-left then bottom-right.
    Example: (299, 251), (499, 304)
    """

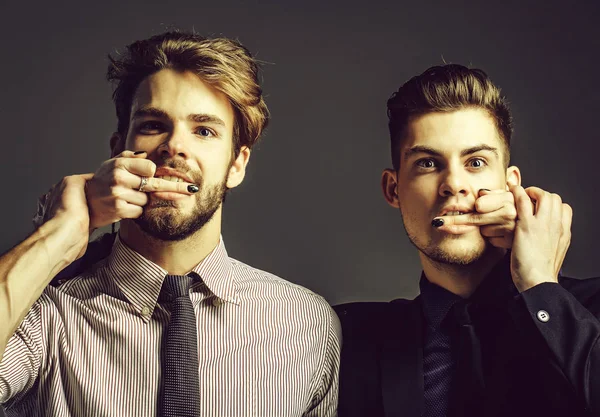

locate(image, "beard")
(134, 159), (228, 241)
(406, 230), (488, 266)
(401, 211), (489, 266)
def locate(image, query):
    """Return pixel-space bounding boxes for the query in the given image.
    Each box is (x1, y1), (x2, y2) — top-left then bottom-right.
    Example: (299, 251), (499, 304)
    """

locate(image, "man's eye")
(196, 127), (214, 137)
(468, 158), (486, 169)
(138, 122), (163, 134)
(416, 158), (436, 169)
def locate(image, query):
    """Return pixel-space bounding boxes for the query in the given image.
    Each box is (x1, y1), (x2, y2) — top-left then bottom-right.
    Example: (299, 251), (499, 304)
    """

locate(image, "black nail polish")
(432, 218), (444, 228)
(188, 184), (199, 193)
(134, 151), (146, 155)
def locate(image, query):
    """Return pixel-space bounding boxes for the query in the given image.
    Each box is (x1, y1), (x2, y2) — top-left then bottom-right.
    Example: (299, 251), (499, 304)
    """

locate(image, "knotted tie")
(161, 274), (201, 417)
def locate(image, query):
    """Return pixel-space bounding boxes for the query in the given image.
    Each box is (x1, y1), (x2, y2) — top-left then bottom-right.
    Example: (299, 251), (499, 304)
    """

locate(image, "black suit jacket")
(334, 265), (600, 417)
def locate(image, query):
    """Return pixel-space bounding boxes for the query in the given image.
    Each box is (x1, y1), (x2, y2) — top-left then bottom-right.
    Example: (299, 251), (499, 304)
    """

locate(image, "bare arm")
(0, 174), (91, 362)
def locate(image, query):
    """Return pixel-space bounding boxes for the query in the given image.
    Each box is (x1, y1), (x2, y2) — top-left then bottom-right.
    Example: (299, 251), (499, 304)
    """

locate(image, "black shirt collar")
(420, 253), (517, 329)
(420, 274), (462, 330)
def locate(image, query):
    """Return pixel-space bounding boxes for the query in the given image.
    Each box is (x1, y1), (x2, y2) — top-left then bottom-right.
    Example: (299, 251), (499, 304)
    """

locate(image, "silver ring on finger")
(138, 176), (149, 192)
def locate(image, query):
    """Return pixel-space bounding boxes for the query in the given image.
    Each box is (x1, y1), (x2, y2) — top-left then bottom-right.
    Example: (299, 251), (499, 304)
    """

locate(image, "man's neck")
(419, 247), (507, 299)
(118, 211), (222, 275)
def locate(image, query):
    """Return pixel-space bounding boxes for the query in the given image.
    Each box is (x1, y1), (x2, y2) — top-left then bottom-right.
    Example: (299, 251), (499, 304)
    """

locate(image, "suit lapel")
(380, 297), (424, 417)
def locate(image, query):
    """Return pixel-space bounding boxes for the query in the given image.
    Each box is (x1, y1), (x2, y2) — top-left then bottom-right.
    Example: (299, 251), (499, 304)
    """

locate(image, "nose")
(157, 126), (189, 159)
(438, 165), (471, 197)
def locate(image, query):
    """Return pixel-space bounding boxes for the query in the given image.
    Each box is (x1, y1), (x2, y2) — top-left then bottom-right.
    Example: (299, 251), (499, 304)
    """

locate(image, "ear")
(110, 133), (125, 158)
(381, 168), (400, 208)
(226, 146), (251, 189)
(505, 165), (521, 189)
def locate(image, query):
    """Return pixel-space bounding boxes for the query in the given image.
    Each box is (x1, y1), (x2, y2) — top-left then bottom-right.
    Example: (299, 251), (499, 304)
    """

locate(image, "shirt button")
(536, 310), (550, 323)
(141, 306), (152, 317)
(212, 298), (223, 307)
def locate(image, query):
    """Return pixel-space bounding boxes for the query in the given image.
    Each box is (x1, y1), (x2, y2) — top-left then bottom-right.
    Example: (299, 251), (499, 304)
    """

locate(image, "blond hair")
(387, 64), (512, 169)
(107, 31), (270, 155)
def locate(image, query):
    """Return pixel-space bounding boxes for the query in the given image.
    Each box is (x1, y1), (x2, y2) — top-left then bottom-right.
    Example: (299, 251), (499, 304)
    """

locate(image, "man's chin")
(133, 202), (220, 242)
(428, 249), (484, 266)
(424, 235), (488, 265)
(133, 216), (200, 242)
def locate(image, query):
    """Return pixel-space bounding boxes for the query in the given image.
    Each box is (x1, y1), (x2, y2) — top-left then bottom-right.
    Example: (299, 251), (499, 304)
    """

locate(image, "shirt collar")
(419, 253), (518, 329)
(190, 237), (239, 305)
(419, 273), (463, 330)
(106, 234), (240, 321)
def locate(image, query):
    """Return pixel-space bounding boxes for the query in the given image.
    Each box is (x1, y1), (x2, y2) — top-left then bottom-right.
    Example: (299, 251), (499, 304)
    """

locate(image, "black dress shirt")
(335, 255), (600, 417)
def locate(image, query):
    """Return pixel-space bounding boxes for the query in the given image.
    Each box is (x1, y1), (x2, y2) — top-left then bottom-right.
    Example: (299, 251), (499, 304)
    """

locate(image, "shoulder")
(334, 298), (415, 321)
(228, 258), (341, 347)
(229, 257), (335, 315)
(333, 298), (417, 340)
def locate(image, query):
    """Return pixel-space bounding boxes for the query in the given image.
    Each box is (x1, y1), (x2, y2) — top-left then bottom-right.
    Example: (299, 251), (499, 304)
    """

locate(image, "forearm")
(0, 217), (84, 361)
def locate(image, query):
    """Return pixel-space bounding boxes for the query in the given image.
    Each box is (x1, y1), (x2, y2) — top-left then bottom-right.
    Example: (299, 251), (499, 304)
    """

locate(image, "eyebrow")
(132, 107), (226, 127)
(403, 144), (499, 162)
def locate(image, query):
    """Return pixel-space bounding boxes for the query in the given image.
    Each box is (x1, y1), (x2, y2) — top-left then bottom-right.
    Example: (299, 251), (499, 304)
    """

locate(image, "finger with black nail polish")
(432, 218), (444, 228)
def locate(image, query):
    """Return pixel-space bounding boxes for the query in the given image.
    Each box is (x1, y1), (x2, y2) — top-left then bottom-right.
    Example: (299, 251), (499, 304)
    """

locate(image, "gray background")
(2, 1), (599, 316)
(1, 0), (599, 414)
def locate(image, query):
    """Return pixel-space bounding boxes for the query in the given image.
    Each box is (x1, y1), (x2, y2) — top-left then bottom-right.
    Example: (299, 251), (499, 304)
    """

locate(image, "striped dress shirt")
(0, 235), (341, 416)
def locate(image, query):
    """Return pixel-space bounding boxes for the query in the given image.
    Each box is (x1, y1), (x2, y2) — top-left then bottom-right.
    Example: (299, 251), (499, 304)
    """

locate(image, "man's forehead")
(401, 109), (505, 157)
(129, 69), (233, 123)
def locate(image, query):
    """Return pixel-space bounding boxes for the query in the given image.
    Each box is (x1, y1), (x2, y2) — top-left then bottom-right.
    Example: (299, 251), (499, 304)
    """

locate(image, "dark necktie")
(422, 309), (456, 417)
(448, 300), (485, 417)
(161, 274), (201, 417)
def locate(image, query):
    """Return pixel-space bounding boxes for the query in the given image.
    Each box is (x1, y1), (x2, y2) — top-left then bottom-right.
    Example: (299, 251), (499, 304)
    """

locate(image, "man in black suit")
(334, 64), (600, 417)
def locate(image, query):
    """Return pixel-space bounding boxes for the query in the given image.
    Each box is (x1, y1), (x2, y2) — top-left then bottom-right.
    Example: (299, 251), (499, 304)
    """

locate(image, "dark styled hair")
(387, 64), (512, 170)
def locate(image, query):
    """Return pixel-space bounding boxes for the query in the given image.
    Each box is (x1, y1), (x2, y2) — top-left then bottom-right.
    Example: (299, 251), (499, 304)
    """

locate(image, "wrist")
(513, 269), (558, 293)
(37, 216), (89, 267)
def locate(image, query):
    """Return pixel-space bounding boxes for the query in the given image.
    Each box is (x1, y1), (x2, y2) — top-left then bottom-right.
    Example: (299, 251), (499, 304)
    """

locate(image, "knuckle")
(108, 175), (119, 187)
(115, 199), (128, 212)
(517, 191), (529, 204)
(112, 186), (128, 199)
(552, 193), (562, 204)
(145, 177), (159, 191)
(564, 203), (573, 216)
(63, 175), (77, 185)
(112, 157), (125, 169)
(145, 160), (156, 175)
(125, 206), (143, 219)
(113, 169), (127, 185)
(504, 203), (517, 219)
(108, 185), (120, 197)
